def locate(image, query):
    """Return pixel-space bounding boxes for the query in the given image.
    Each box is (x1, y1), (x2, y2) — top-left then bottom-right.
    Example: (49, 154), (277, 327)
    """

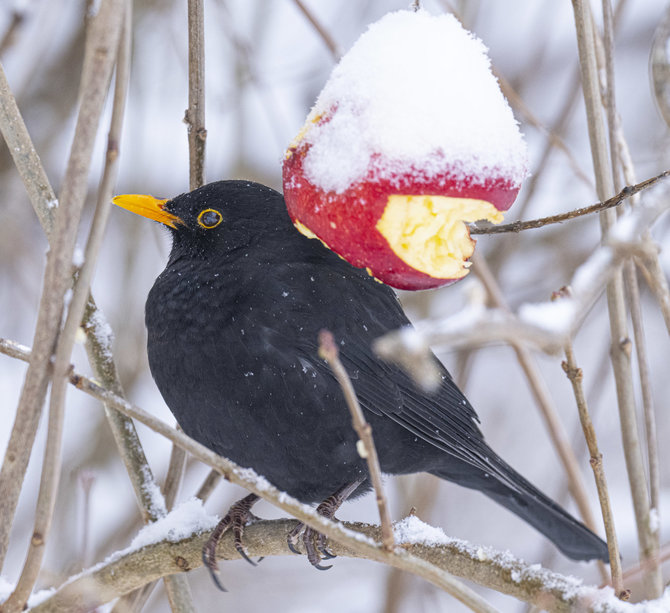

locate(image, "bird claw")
(319, 547), (337, 560)
(202, 493), (260, 588)
(235, 541), (257, 567)
(287, 522), (330, 568)
(313, 562), (333, 571)
(287, 532), (302, 555)
(285, 480), (364, 569)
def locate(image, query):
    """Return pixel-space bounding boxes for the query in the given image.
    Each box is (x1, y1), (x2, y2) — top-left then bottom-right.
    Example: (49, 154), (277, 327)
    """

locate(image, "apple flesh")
(283, 128), (519, 290)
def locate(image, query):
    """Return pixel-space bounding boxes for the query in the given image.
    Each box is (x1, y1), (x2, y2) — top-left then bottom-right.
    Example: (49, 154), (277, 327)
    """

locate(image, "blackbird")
(113, 180), (608, 582)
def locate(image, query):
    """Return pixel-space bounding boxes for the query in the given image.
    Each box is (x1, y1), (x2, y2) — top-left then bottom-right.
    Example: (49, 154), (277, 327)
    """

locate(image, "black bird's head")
(113, 180), (293, 259)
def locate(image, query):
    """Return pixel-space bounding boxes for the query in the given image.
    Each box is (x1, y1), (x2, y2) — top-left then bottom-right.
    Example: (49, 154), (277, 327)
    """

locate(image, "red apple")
(283, 114), (520, 290)
(281, 10), (526, 290)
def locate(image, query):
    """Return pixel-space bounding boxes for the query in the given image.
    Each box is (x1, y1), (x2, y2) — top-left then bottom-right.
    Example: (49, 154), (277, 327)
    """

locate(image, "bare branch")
(185, 0), (206, 190)
(571, 0), (662, 596)
(0, 62), (57, 234)
(318, 330), (394, 552)
(469, 170), (670, 235)
(471, 256), (604, 575)
(195, 469), (222, 502)
(28, 518), (630, 613)
(598, 0), (663, 588)
(292, 0), (341, 60)
(634, 253), (670, 335)
(2, 0), (125, 606)
(0, 8), (27, 56)
(599, 21), (664, 544)
(561, 333), (625, 597)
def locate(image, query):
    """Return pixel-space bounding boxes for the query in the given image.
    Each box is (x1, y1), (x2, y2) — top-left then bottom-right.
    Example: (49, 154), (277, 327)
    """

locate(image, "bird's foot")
(286, 479), (364, 570)
(287, 522), (335, 570)
(202, 493), (261, 591)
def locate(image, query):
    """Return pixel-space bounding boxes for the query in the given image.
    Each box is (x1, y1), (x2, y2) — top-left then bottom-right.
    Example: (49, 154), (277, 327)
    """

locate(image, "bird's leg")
(202, 493), (260, 591)
(287, 478), (364, 570)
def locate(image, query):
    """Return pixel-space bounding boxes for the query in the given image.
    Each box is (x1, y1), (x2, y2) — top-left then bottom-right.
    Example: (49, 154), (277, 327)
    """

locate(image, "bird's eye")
(197, 208), (222, 229)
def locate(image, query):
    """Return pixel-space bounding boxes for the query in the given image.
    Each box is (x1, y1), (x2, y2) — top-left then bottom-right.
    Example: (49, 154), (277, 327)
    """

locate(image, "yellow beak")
(112, 194), (182, 229)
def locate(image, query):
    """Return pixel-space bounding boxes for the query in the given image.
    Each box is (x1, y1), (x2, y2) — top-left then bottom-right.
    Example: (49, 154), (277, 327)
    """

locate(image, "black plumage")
(125, 180), (608, 565)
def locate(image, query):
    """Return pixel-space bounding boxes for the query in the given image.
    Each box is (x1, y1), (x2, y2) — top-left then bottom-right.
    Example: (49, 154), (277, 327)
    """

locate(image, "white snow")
(393, 514), (454, 546)
(234, 467), (274, 493)
(0, 576), (56, 608)
(129, 497), (217, 550)
(649, 507), (659, 534)
(577, 586), (670, 612)
(87, 308), (115, 358)
(518, 295), (577, 335)
(86, 0), (101, 18)
(140, 463), (167, 519)
(72, 246), (84, 267)
(299, 9), (527, 194)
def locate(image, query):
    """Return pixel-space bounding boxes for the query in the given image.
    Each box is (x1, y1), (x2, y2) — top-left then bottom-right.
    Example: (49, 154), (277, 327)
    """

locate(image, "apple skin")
(283, 139), (520, 291)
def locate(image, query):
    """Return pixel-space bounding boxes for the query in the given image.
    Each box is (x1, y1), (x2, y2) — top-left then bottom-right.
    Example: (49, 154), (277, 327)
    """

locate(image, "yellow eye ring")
(197, 208), (222, 229)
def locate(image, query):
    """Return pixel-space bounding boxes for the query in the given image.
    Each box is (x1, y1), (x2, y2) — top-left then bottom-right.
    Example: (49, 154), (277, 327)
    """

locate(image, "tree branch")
(561, 334), (625, 597)
(2, 1), (125, 607)
(469, 170), (670, 235)
(292, 0), (341, 60)
(570, 0), (662, 597)
(185, 0), (206, 190)
(28, 518), (635, 613)
(318, 330), (395, 552)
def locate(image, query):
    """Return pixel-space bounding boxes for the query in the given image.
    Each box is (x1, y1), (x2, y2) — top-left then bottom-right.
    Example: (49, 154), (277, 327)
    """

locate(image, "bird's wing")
(259, 257), (501, 474)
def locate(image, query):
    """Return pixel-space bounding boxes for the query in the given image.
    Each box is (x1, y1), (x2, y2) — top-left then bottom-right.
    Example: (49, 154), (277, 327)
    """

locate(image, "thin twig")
(78, 471), (96, 568)
(560, 326), (625, 597)
(318, 330), (395, 553)
(185, 0), (206, 190)
(623, 261), (661, 511)
(621, 541), (670, 584)
(469, 170), (670, 235)
(6, 0), (170, 531)
(163, 438), (187, 512)
(151, 8), (209, 611)
(0, 57), (63, 566)
(374, 307), (567, 389)
(512, 68), (583, 223)
(2, 3), (192, 608)
(634, 254), (670, 334)
(650, 4), (670, 128)
(0, 1), (128, 575)
(498, 75), (593, 190)
(0, 62), (56, 234)
(2, 1), (125, 607)
(571, 0), (662, 597)
(471, 254), (605, 580)
(592, 10), (663, 558)
(292, 0), (341, 60)
(0, 8), (27, 57)
(600, 36), (663, 527)
(195, 468), (222, 502)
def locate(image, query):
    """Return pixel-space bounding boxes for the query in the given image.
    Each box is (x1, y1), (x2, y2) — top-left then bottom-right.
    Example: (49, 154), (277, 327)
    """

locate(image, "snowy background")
(1, 1), (669, 612)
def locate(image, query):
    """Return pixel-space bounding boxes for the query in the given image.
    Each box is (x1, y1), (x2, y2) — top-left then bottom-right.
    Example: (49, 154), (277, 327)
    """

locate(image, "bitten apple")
(282, 10), (527, 290)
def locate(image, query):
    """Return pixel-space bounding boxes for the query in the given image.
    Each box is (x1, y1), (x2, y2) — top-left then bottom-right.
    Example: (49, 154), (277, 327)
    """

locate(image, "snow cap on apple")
(283, 10), (528, 290)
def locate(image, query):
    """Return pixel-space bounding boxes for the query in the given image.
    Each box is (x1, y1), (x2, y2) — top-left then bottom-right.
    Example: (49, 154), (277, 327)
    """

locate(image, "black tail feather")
(431, 459), (609, 562)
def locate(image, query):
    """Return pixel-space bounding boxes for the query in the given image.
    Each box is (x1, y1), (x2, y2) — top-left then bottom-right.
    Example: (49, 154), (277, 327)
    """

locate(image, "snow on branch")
(22, 511), (670, 613)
